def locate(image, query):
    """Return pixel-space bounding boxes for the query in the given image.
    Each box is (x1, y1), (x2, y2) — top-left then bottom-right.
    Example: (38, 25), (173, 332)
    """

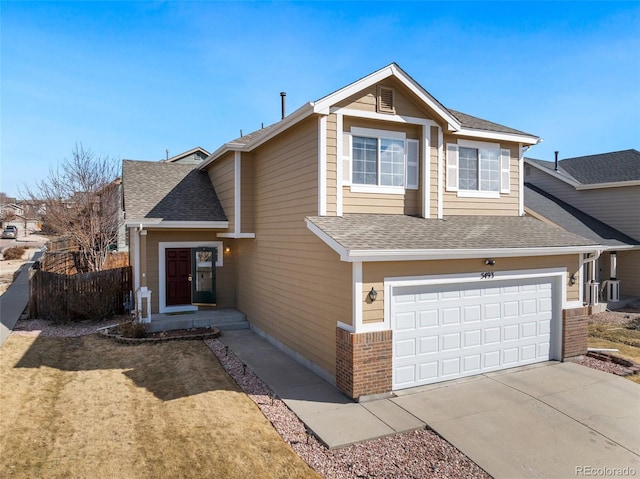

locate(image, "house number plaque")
(480, 272), (494, 279)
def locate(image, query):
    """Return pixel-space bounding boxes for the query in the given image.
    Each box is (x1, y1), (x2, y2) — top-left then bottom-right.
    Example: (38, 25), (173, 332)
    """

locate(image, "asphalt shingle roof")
(526, 149), (640, 185)
(524, 183), (639, 249)
(448, 109), (536, 137)
(122, 160), (227, 222)
(306, 214), (598, 252)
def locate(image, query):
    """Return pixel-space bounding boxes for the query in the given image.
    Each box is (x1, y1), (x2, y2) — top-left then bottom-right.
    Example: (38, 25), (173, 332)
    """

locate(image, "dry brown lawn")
(0, 334), (321, 479)
(588, 310), (640, 385)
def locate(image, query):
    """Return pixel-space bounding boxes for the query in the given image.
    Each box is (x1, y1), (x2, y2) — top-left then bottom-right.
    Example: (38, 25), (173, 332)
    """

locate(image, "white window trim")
(448, 139), (502, 196)
(158, 241), (223, 313)
(318, 116), (327, 216)
(349, 126), (408, 193)
(336, 113), (344, 216)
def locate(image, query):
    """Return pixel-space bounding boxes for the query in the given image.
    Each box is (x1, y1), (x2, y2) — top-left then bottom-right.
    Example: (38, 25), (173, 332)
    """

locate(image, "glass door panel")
(191, 247), (216, 305)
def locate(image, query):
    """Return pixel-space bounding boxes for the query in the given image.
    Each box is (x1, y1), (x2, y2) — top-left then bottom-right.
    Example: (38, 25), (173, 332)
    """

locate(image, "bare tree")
(23, 144), (121, 272)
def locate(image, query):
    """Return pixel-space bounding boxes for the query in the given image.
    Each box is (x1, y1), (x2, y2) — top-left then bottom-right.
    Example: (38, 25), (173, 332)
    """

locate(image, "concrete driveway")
(392, 362), (640, 479)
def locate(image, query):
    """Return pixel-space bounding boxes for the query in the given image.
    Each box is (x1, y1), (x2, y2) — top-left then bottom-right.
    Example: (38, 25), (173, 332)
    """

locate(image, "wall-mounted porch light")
(368, 287), (378, 302)
(224, 246), (231, 253)
(569, 274), (577, 286)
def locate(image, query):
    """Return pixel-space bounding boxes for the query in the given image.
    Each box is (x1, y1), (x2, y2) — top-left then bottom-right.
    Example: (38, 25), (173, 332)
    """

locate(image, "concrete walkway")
(220, 329), (640, 478)
(0, 252), (41, 347)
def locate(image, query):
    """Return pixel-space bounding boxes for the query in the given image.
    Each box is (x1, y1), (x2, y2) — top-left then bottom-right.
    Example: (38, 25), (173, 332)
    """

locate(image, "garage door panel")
(442, 358), (461, 376)
(392, 277), (556, 389)
(503, 301), (519, 317)
(442, 307), (461, 325)
(463, 305), (481, 322)
(441, 290), (461, 300)
(418, 361), (438, 381)
(395, 339), (416, 358)
(441, 332), (461, 351)
(463, 354), (481, 372)
(484, 327), (501, 344)
(521, 344), (537, 361)
(484, 302), (502, 320)
(522, 321), (538, 338)
(503, 324), (519, 341)
(419, 335), (438, 354)
(395, 312), (416, 331)
(419, 310), (438, 328)
(464, 330), (481, 347)
(521, 298), (538, 315)
(503, 347), (520, 364)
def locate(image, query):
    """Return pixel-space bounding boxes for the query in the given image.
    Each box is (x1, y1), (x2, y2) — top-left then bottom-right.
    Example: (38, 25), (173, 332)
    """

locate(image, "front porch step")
(147, 308), (249, 333)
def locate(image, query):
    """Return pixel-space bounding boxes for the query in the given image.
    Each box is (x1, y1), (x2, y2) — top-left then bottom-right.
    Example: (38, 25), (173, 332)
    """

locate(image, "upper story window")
(447, 140), (511, 198)
(343, 127), (419, 194)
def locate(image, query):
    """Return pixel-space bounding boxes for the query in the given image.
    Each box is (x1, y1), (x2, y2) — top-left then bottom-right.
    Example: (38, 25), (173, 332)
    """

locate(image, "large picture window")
(345, 127), (418, 192)
(446, 141), (510, 197)
(353, 136), (405, 187)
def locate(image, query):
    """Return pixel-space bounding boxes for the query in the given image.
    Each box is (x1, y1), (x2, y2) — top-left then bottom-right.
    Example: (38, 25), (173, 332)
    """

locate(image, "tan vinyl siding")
(208, 153), (235, 232)
(443, 134), (520, 216)
(618, 250), (640, 297)
(342, 189), (419, 215)
(241, 153), (255, 233)
(236, 117), (351, 377)
(361, 254), (581, 323)
(525, 167), (640, 241)
(144, 230), (236, 313)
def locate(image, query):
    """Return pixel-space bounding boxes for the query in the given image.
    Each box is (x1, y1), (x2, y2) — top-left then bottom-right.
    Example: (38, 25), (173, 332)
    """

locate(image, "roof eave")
(524, 158), (581, 187)
(576, 180), (640, 190)
(344, 246), (602, 263)
(125, 220), (229, 229)
(455, 128), (540, 145)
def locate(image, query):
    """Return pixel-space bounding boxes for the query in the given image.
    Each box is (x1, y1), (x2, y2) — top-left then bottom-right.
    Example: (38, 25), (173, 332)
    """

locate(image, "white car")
(1, 226), (18, 239)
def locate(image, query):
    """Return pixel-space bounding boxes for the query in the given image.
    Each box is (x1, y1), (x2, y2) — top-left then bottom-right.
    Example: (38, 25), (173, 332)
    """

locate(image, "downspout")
(579, 249), (602, 305)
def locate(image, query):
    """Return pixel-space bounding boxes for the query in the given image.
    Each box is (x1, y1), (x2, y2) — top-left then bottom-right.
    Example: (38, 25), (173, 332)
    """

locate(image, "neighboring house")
(1, 203), (42, 236)
(163, 147), (210, 165)
(524, 150), (640, 303)
(123, 63), (601, 400)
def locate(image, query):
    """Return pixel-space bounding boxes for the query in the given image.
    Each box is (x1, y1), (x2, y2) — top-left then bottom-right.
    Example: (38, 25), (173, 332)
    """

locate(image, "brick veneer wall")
(562, 307), (589, 359)
(336, 327), (392, 399)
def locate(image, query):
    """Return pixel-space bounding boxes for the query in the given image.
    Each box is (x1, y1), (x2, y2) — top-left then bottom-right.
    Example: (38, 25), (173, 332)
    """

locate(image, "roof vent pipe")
(554, 151), (559, 171)
(280, 92), (286, 120)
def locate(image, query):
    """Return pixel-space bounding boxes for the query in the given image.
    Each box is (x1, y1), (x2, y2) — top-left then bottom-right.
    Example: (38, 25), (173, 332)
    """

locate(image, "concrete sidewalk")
(0, 251), (41, 347)
(220, 329), (640, 478)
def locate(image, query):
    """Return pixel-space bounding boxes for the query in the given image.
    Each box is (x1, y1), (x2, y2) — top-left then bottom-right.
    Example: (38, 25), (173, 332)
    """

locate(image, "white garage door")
(392, 277), (556, 390)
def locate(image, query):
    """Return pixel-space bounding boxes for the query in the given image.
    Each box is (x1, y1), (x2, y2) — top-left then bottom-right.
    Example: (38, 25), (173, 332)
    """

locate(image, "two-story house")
(524, 150), (640, 305)
(122, 64), (600, 400)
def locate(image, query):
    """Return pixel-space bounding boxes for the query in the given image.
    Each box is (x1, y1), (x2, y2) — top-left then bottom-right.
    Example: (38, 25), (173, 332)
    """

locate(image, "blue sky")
(1, 1), (639, 198)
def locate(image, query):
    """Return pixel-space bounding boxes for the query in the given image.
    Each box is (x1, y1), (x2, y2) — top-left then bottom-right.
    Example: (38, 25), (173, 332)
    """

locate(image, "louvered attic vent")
(377, 86), (395, 113)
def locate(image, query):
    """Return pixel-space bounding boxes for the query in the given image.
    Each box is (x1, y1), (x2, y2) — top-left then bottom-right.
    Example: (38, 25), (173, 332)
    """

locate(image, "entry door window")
(192, 247), (216, 305)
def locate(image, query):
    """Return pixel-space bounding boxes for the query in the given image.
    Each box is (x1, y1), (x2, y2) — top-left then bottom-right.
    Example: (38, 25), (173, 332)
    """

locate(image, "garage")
(391, 275), (559, 389)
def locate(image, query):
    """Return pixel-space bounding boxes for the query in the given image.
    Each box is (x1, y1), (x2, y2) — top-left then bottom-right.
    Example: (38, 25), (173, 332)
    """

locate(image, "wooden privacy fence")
(41, 251), (129, 275)
(30, 266), (132, 321)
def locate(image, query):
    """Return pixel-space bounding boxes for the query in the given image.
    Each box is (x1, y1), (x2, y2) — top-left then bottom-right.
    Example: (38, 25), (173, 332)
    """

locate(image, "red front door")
(166, 248), (191, 306)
